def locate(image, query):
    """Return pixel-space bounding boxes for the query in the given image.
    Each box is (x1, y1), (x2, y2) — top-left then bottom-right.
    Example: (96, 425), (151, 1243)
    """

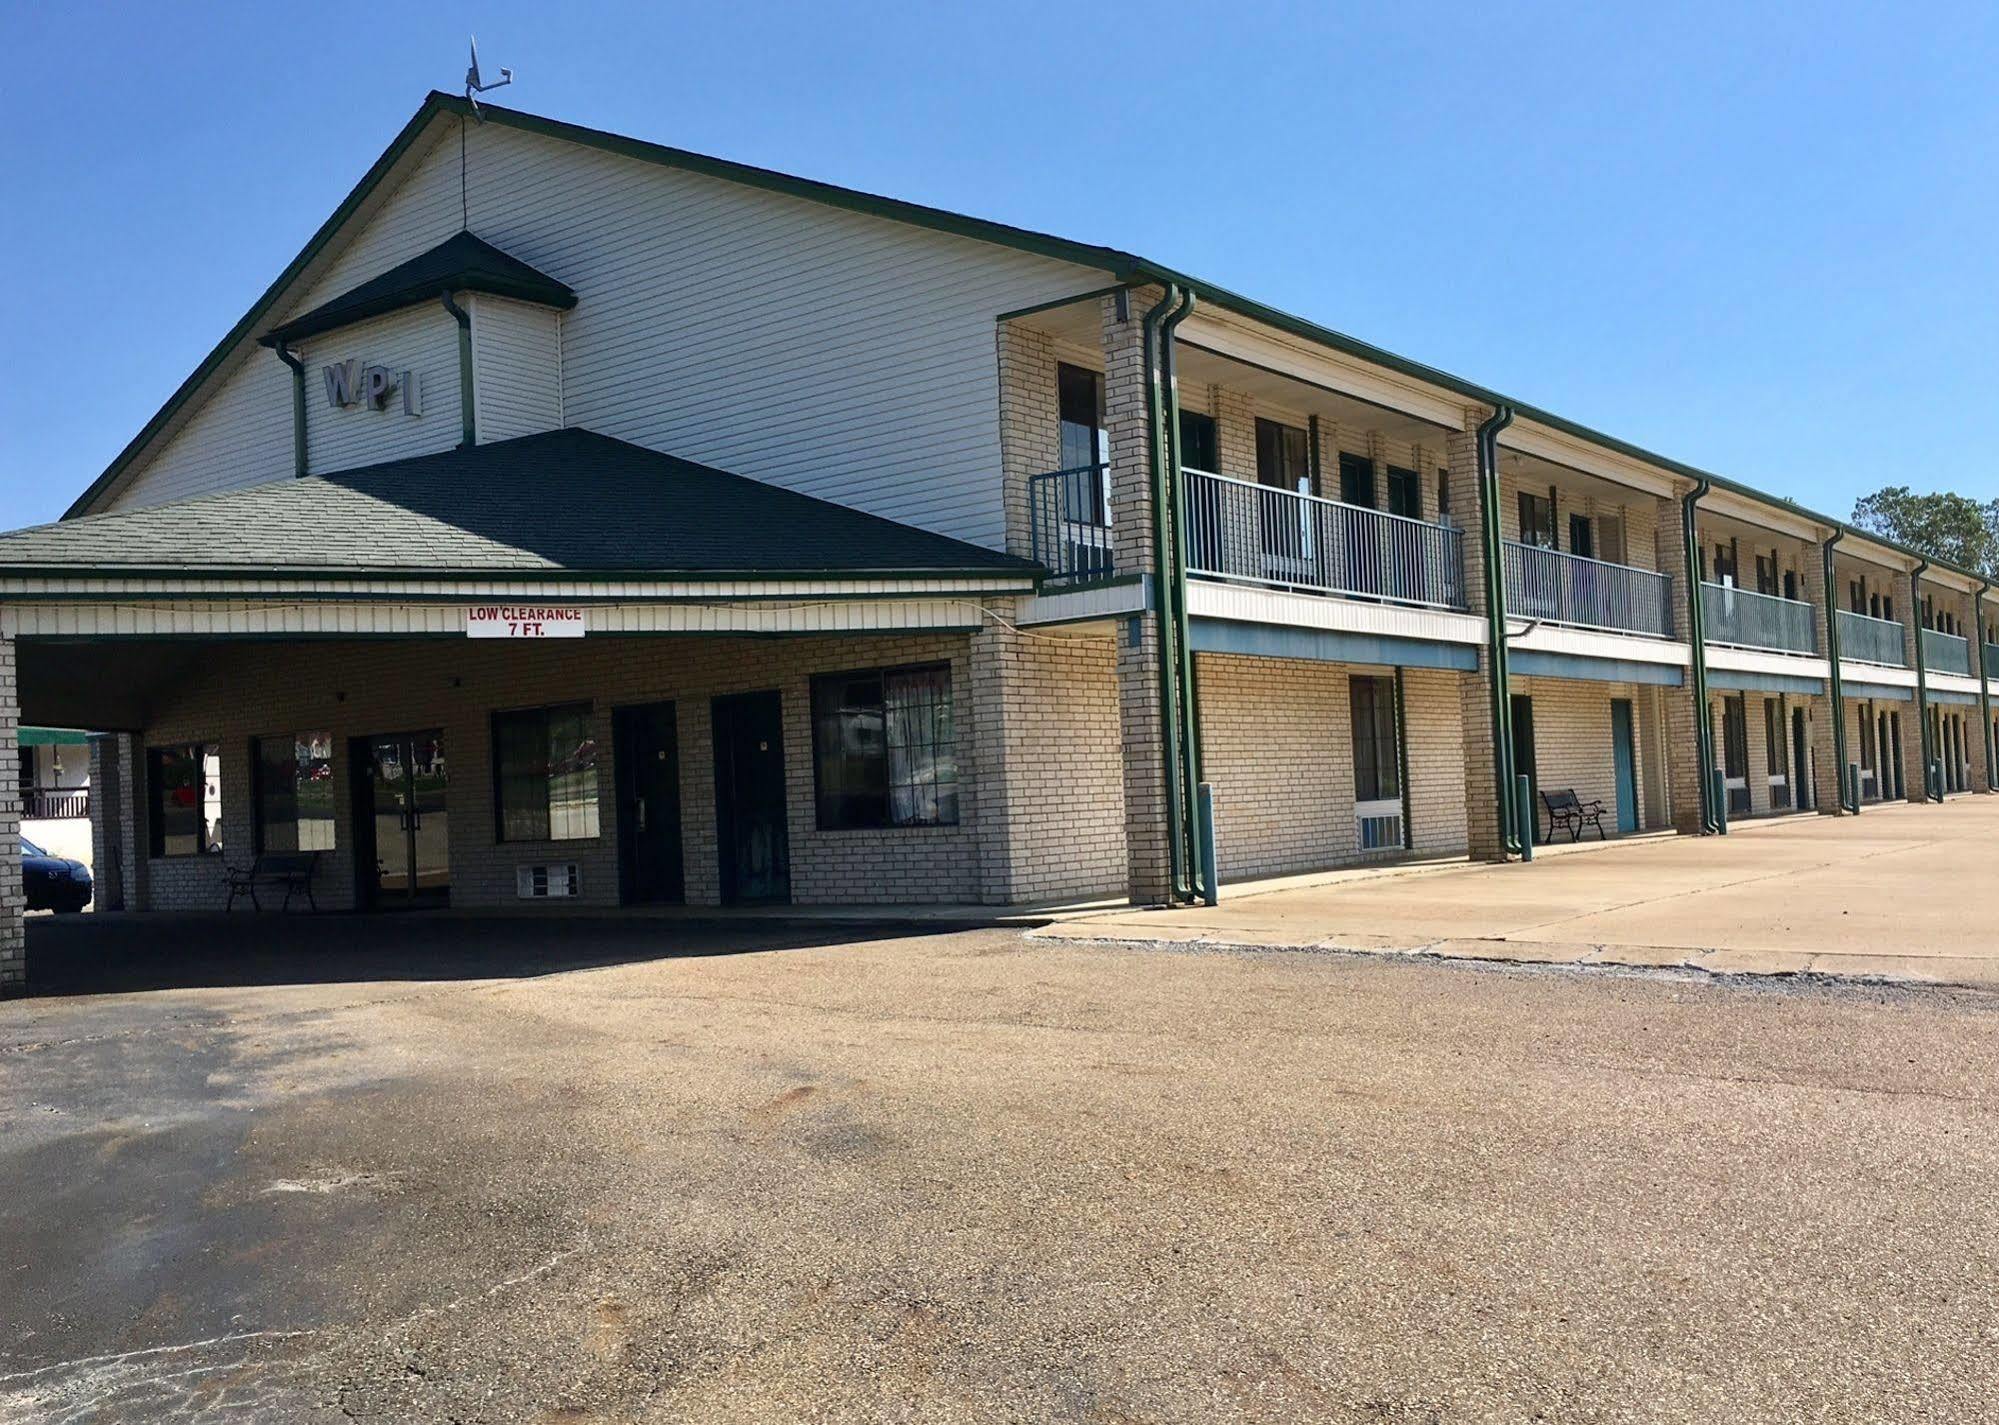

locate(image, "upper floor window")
(1337, 452), (1374, 508)
(1386, 465), (1421, 519)
(255, 733), (335, 852)
(1755, 553), (1778, 597)
(1179, 410), (1219, 474)
(1436, 468), (1451, 517)
(1567, 513), (1595, 559)
(812, 664), (958, 829)
(1056, 363), (1107, 525)
(1712, 542), (1738, 587)
(494, 703), (600, 842)
(1517, 489), (1556, 549)
(149, 742), (222, 857)
(1256, 419), (1310, 492)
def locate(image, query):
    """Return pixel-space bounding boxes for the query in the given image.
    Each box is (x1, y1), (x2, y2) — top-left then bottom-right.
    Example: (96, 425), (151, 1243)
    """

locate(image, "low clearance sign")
(466, 606), (586, 639)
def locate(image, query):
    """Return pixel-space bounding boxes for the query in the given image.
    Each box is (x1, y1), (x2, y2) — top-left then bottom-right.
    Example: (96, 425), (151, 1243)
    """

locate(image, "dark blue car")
(23, 838), (91, 913)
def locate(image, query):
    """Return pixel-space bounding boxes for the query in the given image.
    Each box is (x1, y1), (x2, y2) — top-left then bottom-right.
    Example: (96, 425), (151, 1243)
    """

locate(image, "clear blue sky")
(5, 1), (1997, 527)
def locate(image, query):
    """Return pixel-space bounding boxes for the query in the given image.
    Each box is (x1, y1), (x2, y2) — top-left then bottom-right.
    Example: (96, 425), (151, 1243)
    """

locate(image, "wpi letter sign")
(466, 606), (587, 639)
(323, 358), (422, 416)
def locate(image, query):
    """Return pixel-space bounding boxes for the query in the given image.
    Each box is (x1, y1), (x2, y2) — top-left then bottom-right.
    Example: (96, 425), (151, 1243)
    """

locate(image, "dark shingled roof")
(259, 230), (575, 347)
(0, 429), (1038, 581)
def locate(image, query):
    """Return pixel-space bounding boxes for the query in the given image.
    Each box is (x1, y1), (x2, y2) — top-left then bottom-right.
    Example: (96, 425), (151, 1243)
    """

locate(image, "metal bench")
(225, 851), (322, 912)
(1539, 788), (1608, 843)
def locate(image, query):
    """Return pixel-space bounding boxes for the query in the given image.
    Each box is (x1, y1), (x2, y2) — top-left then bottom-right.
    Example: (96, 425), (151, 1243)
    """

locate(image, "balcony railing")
(1502, 541), (1673, 637)
(1836, 609), (1906, 667)
(1027, 464), (1114, 583)
(1183, 469), (1466, 610)
(25, 786), (89, 820)
(1922, 627), (1972, 676)
(1700, 582), (1816, 655)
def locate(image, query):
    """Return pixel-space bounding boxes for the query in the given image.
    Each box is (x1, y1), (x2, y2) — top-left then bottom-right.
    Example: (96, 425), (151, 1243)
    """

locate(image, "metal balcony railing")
(1836, 609), (1906, 667)
(1027, 464), (1114, 583)
(1922, 627), (1972, 676)
(1502, 540), (1673, 637)
(1700, 582), (1816, 655)
(1183, 469), (1467, 610)
(26, 786), (89, 820)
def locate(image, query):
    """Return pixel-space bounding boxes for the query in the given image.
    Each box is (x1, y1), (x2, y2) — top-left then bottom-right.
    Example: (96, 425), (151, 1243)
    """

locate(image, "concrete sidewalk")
(1038, 797), (1999, 987)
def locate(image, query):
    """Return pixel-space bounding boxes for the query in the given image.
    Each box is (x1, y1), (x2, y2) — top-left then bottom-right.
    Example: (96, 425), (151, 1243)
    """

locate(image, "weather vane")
(463, 36), (514, 118)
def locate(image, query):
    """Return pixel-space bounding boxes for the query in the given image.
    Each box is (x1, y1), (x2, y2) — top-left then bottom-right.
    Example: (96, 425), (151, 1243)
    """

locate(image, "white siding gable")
(101, 113), (1112, 547)
(299, 304), (462, 474)
(470, 295), (563, 443)
(106, 348), (295, 511)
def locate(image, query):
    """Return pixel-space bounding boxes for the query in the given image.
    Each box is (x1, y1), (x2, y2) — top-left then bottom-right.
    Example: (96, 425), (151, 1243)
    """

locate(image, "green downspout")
(1159, 289), (1204, 898)
(1821, 532), (1853, 812)
(1681, 480), (1718, 832)
(1910, 560), (1932, 801)
(441, 291), (476, 447)
(273, 341), (307, 477)
(1475, 406), (1519, 855)
(1141, 285), (1193, 899)
(1977, 580), (1995, 795)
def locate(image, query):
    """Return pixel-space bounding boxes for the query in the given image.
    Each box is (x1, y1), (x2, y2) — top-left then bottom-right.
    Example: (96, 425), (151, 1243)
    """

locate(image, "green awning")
(19, 727), (89, 747)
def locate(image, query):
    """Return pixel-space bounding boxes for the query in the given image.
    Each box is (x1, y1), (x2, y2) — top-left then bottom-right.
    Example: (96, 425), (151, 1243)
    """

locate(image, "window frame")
(1517, 489), (1557, 549)
(1349, 674), (1402, 806)
(490, 702), (601, 844)
(1385, 465), (1421, 519)
(147, 740), (223, 858)
(1178, 409), (1219, 474)
(810, 661), (960, 832)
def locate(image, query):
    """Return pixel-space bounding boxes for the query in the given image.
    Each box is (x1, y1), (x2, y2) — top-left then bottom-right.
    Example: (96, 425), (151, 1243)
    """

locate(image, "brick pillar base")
(1448, 422), (1506, 861)
(1117, 615), (1175, 905)
(0, 636), (22, 996)
(1809, 693), (1843, 813)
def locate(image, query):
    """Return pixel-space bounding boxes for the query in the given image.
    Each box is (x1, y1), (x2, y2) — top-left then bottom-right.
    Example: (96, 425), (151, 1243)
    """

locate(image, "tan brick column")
(1654, 495), (1707, 833)
(996, 321), (1059, 560)
(0, 635), (22, 996)
(1800, 544), (1845, 813)
(1900, 586), (1929, 803)
(1103, 288), (1176, 904)
(1449, 418), (1507, 860)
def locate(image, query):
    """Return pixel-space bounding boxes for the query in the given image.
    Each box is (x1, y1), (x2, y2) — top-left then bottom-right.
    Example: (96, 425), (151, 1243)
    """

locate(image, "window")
(1056, 363), (1107, 523)
(493, 704), (599, 842)
(1764, 700), (1786, 777)
(1338, 452), (1374, 507)
(1386, 465), (1421, 519)
(1858, 702), (1876, 772)
(1712, 542), (1738, 587)
(148, 742), (222, 857)
(1256, 419), (1310, 491)
(1850, 580), (1865, 615)
(1756, 553), (1778, 597)
(1567, 513), (1595, 559)
(1722, 696), (1748, 778)
(1597, 514), (1626, 565)
(1784, 569), (1799, 601)
(812, 664), (958, 829)
(1436, 467), (1452, 517)
(1178, 410), (1219, 473)
(1350, 675), (1401, 804)
(255, 733), (335, 852)
(1518, 489), (1556, 549)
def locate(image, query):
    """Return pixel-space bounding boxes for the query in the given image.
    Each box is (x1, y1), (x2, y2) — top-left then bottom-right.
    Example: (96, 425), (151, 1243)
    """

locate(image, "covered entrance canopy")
(0, 429), (1040, 992)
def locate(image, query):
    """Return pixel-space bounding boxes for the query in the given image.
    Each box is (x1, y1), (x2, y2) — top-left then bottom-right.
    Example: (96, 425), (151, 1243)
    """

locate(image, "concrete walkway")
(1039, 796), (1999, 987)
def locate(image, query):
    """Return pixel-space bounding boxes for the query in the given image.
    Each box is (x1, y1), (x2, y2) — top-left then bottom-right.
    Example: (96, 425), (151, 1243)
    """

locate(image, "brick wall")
(1511, 675), (1663, 840)
(120, 629), (1116, 913)
(1195, 653), (1468, 882)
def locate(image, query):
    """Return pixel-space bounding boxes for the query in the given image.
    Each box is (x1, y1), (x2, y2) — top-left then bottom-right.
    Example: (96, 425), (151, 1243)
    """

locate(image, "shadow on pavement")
(19, 911), (984, 999)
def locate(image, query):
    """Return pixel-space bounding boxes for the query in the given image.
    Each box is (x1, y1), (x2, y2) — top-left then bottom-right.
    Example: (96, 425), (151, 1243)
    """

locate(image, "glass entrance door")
(362, 730), (449, 906)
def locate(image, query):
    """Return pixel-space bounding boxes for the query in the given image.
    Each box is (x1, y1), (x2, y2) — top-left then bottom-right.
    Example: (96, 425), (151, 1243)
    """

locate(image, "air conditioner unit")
(516, 863), (579, 899)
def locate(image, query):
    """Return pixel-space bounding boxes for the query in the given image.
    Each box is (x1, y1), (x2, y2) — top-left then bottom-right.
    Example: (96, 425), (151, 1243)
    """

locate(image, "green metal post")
(273, 341), (308, 478)
(1515, 774), (1534, 861)
(1197, 783), (1218, 907)
(1161, 290), (1204, 898)
(1910, 561), (1932, 801)
(441, 291), (476, 448)
(1477, 407), (1519, 856)
(1821, 534), (1853, 812)
(1141, 285), (1193, 899)
(1711, 770), (1729, 833)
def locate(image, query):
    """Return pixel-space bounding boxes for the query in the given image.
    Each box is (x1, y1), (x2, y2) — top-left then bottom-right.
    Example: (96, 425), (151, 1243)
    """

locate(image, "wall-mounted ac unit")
(516, 864), (580, 899)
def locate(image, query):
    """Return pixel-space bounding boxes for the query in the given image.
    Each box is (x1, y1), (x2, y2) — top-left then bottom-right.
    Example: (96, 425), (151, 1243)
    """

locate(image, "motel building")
(0, 91), (1995, 995)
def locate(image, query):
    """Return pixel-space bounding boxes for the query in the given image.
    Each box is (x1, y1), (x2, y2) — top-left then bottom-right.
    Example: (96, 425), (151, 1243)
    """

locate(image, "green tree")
(1850, 486), (1999, 579)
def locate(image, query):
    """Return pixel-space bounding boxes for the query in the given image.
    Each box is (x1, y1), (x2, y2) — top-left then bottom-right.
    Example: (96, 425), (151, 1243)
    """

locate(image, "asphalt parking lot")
(4, 906), (1998, 1423)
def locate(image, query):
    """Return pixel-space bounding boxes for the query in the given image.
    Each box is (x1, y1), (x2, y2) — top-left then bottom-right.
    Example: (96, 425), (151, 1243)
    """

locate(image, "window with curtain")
(255, 733), (335, 852)
(812, 664), (958, 829)
(1518, 490), (1556, 548)
(148, 742), (222, 857)
(493, 704), (599, 842)
(1255, 419), (1310, 490)
(1350, 675), (1401, 804)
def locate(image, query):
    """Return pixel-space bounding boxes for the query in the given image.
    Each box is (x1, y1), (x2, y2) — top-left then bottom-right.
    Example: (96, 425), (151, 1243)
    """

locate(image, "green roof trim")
(258, 230), (574, 347)
(65, 92), (1996, 594)
(19, 727), (90, 747)
(19, 428), (1039, 582)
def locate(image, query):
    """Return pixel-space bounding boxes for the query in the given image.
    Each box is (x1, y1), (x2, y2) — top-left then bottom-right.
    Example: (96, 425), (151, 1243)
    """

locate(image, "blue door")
(1610, 699), (1639, 834)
